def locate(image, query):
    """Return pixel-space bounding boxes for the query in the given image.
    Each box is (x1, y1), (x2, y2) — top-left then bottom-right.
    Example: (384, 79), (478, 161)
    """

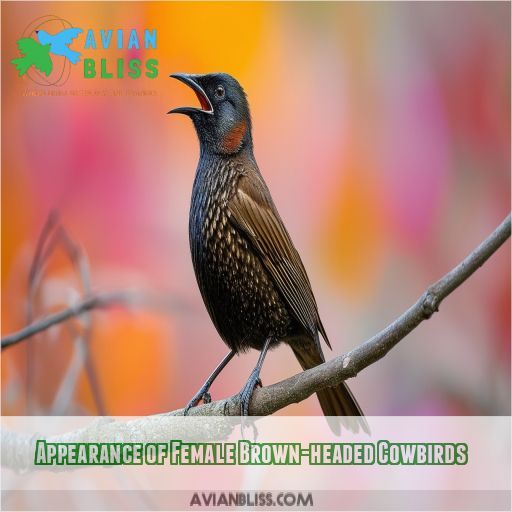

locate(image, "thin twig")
(25, 211), (60, 412)
(26, 210), (61, 321)
(1, 292), (131, 350)
(51, 329), (89, 414)
(24, 212), (106, 414)
(52, 226), (106, 415)
(2, 290), (190, 351)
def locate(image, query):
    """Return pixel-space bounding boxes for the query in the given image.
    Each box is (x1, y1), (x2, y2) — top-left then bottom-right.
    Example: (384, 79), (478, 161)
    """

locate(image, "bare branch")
(2, 214), (510, 420)
(1, 292), (131, 350)
(170, 214), (511, 417)
(1, 290), (190, 351)
(1, 215), (509, 473)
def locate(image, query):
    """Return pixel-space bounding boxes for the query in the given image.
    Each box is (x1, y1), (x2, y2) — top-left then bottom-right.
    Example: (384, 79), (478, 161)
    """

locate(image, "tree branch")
(2, 214), (510, 416)
(1, 292), (131, 350)
(1, 290), (188, 351)
(1, 215), (509, 473)
(170, 213), (511, 417)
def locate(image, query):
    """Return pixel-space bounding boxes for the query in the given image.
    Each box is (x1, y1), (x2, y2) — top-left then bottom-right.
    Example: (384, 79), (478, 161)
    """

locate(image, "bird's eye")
(214, 85), (225, 99)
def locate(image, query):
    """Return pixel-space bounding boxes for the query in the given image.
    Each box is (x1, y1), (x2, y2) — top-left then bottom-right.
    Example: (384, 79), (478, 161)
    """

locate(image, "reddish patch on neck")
(221, 120), (247, 153)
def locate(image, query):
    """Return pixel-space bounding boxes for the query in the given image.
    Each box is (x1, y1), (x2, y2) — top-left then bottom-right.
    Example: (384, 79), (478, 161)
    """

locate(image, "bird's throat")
(220, 120), (248, 154)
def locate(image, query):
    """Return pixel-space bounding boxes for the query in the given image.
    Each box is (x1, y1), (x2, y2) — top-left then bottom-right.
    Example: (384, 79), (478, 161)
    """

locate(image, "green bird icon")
(11, 38), (53, 77)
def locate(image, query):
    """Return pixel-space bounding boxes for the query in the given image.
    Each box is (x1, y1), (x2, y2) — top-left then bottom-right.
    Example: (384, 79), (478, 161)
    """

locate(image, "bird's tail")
(11, 57), (31, 76)
(292, 342), (370, 435)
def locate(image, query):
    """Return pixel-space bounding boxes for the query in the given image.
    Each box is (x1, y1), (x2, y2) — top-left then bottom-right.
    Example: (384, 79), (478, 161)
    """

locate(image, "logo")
(12, 15), (159, 86)
(11, 15), (82, 86)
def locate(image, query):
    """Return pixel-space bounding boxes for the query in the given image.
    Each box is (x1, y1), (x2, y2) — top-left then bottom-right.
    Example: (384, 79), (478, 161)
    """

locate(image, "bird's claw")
(183, 401), (196, 416)
(238, 369), (261, 416)
(184, 389), (212, 416)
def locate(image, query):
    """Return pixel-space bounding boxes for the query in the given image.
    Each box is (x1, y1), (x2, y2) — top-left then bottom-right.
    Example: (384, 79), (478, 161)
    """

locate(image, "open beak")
(168, 74), (214, 115)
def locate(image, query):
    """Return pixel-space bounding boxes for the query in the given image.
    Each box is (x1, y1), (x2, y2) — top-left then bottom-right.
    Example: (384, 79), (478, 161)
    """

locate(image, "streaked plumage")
(170, 72), (368, 433)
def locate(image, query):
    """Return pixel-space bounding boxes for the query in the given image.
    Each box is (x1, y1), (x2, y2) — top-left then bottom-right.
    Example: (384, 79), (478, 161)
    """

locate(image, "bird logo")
(11, 24), (82, 77)
(11, 38), (53, 77)
(36, 28), (83, 64)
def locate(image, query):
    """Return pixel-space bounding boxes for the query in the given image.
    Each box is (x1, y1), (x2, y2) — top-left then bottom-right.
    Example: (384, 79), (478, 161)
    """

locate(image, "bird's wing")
(56, 28), (83, 44)
(228, 173), (331, 350)
(16, 38), (40, 56)
(33, 45), (53, 76)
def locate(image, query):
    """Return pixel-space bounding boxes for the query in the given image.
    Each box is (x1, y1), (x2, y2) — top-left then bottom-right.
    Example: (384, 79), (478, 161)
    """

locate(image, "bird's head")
(35, 30), (51, 45)
(168, 73), (252, 156)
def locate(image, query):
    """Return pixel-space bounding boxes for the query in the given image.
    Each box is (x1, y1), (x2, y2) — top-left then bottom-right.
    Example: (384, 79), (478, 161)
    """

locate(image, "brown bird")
(169, 72), (368, 433)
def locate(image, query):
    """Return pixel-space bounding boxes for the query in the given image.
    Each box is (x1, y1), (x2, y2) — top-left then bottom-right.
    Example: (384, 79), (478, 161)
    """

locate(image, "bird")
(36, 28), (83, 64)
(169, 72), (368, 433)
(11, 38), (52, 76)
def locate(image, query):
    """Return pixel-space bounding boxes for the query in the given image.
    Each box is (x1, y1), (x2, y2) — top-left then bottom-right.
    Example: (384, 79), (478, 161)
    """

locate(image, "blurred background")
(2, 2), (510, 417)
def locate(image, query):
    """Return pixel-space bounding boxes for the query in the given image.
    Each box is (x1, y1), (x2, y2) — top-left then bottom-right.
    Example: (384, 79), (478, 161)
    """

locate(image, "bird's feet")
(184, 388), (212, 416)
(237, 369), (262, 416)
